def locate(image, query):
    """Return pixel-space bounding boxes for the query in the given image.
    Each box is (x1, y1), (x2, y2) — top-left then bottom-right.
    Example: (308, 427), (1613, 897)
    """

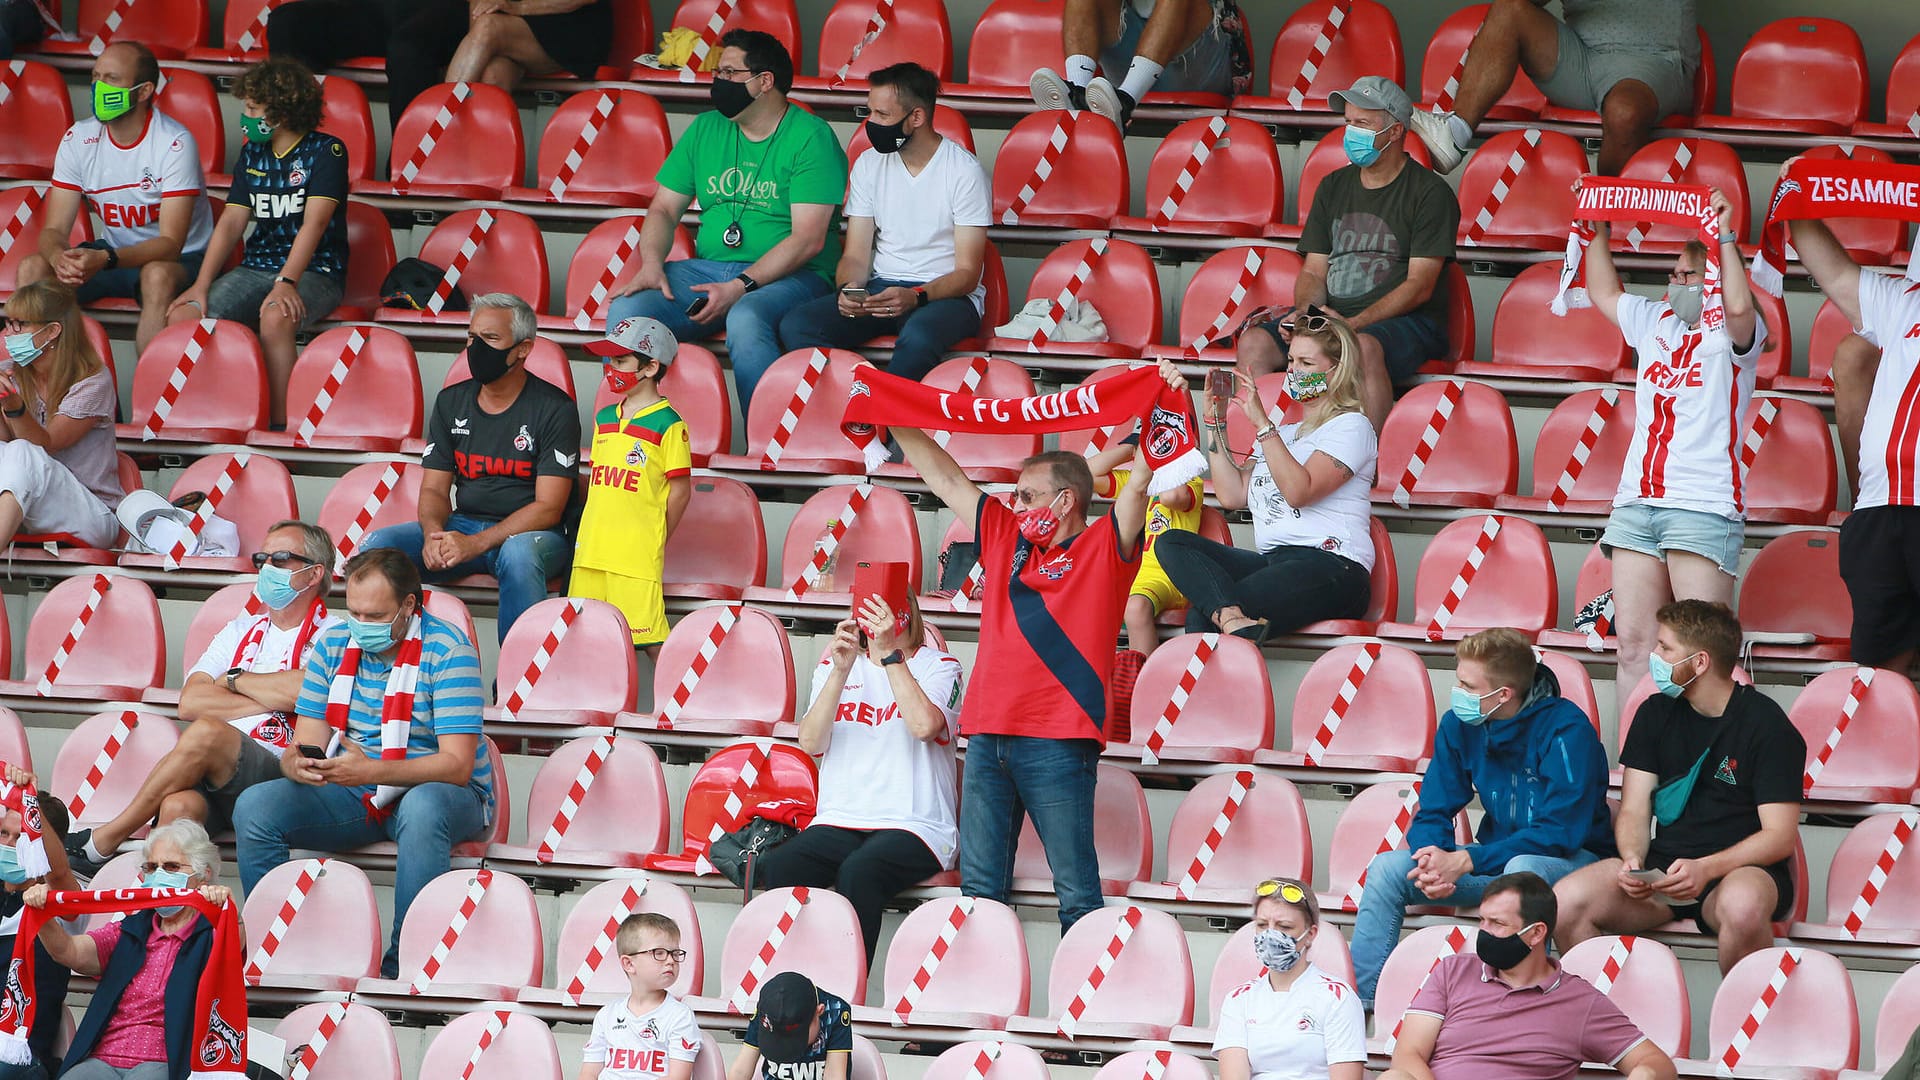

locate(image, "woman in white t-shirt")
(1158, 313), (1378, 641)
(1213, 878), (1366, 1080)
(754, 593), (962, 961)
(0, 281), (124, 551)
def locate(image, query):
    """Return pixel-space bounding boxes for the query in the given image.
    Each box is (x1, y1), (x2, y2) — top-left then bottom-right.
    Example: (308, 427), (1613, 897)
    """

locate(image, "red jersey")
(961, 495), (1140, 746)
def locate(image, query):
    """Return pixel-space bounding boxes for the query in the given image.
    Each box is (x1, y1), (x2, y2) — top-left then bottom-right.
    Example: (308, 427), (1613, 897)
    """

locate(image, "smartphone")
(685, 295), (709, 317)
(851, 560), (912, 643)
(1626, 868), (1665, 882)
(1205, 369), (1235, 403)
(841, 286), (869, 303)
(297, 744), (326, 760)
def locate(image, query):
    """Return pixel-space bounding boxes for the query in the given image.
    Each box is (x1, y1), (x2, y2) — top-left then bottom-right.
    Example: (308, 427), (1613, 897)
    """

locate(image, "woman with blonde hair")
(1157, 308), (1378, 640)
(0, 280), (123, 550)
(1214, 877), (1365, 1080)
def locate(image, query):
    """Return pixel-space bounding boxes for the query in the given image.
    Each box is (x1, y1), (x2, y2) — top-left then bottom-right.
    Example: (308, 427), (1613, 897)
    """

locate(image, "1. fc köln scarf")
(842, 363), (1207, 496)
(1751, 157), (1920, 297)
(0, 770), (49, 879)
(1552, 176), (1724, 324)
(0, 889), (247, 1076)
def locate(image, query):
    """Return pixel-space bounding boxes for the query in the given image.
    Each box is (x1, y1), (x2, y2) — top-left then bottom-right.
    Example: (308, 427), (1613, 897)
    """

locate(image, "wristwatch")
(1718, 232), (1738, 246)
(735, 272), (761, 293)
(275, 274), (299, 287)
(913, 286), (929, 308)
(224, 667), (244, 693)
(880, 650), (906, 667)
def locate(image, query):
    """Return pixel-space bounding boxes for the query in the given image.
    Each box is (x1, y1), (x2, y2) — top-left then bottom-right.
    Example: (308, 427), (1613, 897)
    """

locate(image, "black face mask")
(864, 117), (909, 154)
(465, 336), (516, 384)
(711, 76), (756, 119)
(1474, 925), (1537, 972)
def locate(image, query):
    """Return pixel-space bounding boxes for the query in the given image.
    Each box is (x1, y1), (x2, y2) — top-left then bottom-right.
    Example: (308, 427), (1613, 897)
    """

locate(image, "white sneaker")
(1408, 108), (1466, 174)
(1084, 76), (1130, 128)
(1030, 67), (1077, 111)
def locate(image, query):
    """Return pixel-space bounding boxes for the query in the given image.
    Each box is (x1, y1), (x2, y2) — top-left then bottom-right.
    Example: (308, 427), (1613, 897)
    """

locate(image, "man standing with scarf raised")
(233, 547), (493, 979)
(892, 360), (1184, 932)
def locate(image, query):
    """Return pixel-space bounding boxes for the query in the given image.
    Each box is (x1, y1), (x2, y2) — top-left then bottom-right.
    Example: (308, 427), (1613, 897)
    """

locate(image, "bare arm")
(921, 225), (986, 302)
(1215, 1047), (1250, 1080)
(796, 620), (859, 757)
(1351, 257), (1443, 330)
(726, 1045), (761, 1080)
(1109, 458), (1152, 561)
(880, 653), (950, 743)
(579, 1063), (606, 1080)
(893, 426), (984, 522)
(743, 203), (835, 285)
(1615, 768), (1656, 867)
(23, 886), (102, 976)
(1382, 1012), (1442, 1080)
(1293, 253), (1330, 308)
(1708, 187), (1757, 350)
(1584, 221), (1627, 325)
(468, 473), (571, 550)
(835, 216), (875, 287)
(1328, 1063), (1364, 1080)
(1618, 1039), (1678, 1080)
(183, 202), (254, 294)
(1787, 218), (1864, 329)
(114, 194), (193, 267)
(0, 396), (102, 452)
(32, 187), (82, 266)
(505, 0), (595, 13)
(417, 467), (455, 535)
(178, 669), (305, 723)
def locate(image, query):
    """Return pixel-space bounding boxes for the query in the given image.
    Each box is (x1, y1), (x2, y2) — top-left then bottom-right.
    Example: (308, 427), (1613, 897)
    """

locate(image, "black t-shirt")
(1620, 684), (1805, 869)
(421, 374), (581, 522)
(226, 130), (350, 280)
(743, 989), (853, 1080)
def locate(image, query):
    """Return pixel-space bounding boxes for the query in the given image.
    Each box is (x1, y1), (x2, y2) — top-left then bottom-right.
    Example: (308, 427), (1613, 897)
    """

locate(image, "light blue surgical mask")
(252, 564), (303, 611)
(3, 330), (46, 366)
(1343, 123), (1389, 167)
(142, 868), (191, 917)
(346, 614), (397, 654)
(1449, 684), (1507, 726)
(1648, 650), (1703, 698)
(0, 845), (28, 886)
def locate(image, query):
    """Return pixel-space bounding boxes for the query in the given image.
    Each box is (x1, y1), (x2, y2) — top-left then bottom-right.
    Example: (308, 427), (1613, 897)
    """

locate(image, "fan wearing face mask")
(778, 63), (990, 394)
(1213, 878), (1364, 1080)
(0, 766), (78, 1080)
(1384, 872), (1675, 1080)
(1554, 600), (1803, 979)
(1578, 184), (1763, 700)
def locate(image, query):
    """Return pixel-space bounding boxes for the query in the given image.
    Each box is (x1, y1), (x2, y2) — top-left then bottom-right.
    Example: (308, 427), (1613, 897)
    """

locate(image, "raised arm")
(1788, 217), (1865, 330)
(894, 427), (985, 524)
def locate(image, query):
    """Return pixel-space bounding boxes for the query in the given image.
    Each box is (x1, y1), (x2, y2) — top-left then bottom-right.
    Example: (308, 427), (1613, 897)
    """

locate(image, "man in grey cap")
(1238, 75), (1459, 431)
(1407, 0), (1697, 176)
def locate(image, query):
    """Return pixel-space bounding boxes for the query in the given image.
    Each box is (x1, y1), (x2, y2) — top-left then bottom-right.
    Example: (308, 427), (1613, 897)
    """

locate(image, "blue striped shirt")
(295, 612), (493, 808)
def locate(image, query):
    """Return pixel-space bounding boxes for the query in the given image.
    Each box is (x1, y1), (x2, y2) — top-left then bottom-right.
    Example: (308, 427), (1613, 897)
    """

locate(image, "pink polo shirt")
(86, 918), (193, 1068)
(1405, 955), (1648, 1080)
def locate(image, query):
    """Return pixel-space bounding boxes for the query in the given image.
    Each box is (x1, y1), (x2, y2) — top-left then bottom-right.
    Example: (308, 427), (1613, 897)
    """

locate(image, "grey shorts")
(196, 731), (286, 835)
(1535, 20), (1695, 118)
(205, 266), (343, 330)
(1101, 0), (1232, 95)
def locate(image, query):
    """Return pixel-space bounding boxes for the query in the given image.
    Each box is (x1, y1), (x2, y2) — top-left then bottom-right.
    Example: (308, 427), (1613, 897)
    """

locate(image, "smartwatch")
(224, 667), (244, 693)
(880, 650), (906, 667)
(735, 272), (761, 293)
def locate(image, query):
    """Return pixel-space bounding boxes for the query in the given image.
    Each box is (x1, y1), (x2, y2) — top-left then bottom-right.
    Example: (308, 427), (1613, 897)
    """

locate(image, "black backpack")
(379, 257), (465, 312)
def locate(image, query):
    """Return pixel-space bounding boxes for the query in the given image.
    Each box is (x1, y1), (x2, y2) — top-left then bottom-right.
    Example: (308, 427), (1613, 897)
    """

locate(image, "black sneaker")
(63, 828), (110, 882)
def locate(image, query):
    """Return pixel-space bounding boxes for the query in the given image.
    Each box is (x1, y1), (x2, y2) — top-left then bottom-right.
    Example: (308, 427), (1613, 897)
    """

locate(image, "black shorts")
(1838, 505), (1920, 666)
(1664, 859), (1794, 930)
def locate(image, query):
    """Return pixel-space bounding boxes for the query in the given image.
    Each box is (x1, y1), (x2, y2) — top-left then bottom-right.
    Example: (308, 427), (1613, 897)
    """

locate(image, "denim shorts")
(1602, 502), (1744, 577)
(1101, 0), (1232, 95)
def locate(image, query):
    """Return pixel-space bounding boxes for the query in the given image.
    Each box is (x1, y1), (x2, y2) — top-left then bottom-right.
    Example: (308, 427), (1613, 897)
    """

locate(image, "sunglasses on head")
(1256, 879), (1307, 903)
(251, 551), (321, 570)
(1286, 306), (1334, 334)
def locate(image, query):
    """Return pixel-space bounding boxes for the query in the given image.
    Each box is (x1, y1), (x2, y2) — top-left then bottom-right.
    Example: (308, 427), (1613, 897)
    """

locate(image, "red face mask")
(603, 365), (642, 396)
(1014, 492), (1064, 545)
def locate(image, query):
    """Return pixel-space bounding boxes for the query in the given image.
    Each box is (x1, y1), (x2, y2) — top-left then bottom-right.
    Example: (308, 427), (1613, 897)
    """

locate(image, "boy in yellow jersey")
(573, 316), (694, 655)
(1090, 437), (1203, 656)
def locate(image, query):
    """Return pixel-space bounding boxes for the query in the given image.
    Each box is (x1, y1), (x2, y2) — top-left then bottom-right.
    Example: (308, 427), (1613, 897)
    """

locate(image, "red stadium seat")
(1112, 117), (1284, 239)
(154, 67), (224, 183)
(184, 0), (278, 59)
(0, 709), (30, 771)
(0, 61), (73, 179)
(356, 82), (523, 198)
(1796, 813), (1920, 948)
(1774, 298), (1855, 394)
(1013, 763), (1151, 896)
(120, 319), (267, 442)
(543, 215), (652, 332)
(1267, 125), (1431, 240)
(1613, 138), (1751, 250)
(38, 0), (207, 57)
(1098, 1051), (1215, 1080)
(315, 77), (376, 184)
(510, 89), (670, 208)
(643, 741), (817, 874)
(1180, 921), (1355, 1046)
(1262, 641), (1435, 772)
(1241, 0), (1404, 113)
(664, 478), (767, 600)
(248, 326), (422, 452)
(488, 735), (670, 870)
(1298, 516), (1399, 637)
(1314, 781), (1470, 915)
(416, 1011), (561, 1080)
(990, 111), (1128, 230)
(1789, 667), (1920, 804)
(599, 0), (654, 76)
(1559, 936), (1691, 1057)
(1537, 543), (1616, 653)
(586, 342), (731, 466)
(1371, 380), (1518, 508)
(274, 1003), (401, 1080)
(1536, 648), (1601, 734)
(945, 0), (1065, 101)
(119, 452), (299, 574)
(630, 0), (801, 82)
(1379, 514), (1558, 642)
(797, 0), (953, 87)
(1855, 31), (1920, 138)
(0, 187), (88, 297)
(483, 599), (638, 727)
(1697, 18), (1867, 135)
(1128, 771), (1311, 902)
(1746, 286), (1792, 389)
(1105, 634), (1273, 765)
(1855, 962), (1920, 1078)
(1417, 4), (1543, 119)
(355, 868), (542, 1002)
(1497, 387), (1638, 513)
(1743, 396), (1839, 524)
(689, 886), (868, 1011)
(623, 608), (795, 736)
(334, 201), (397, 320)
(744, 484), (923, 605)
(708, 349), (869, 474)
(521, 878), (701, 1007)
(317, 461), (424, 567)
(379, 209), (550, 323)
(1454, 129), (1588, 251)
(861, 897), (1029, 1029)
(49, 710), (179, 828)
(156, 582), (253, 706)
(986, 239), (1162, 358)
(848, 104), (975, 162)
(1692, 947), (1858, 1074)
(0, 575), (159, 701)
(1373, 925), (1480, 1042)
(1006, 905), (1192, 1038)
(872, 356), (1040, 483)
(1463, 264), (1629, 383)
(919, 1043), (1050, 1080)
(1788, 146), (1911, 266)
(1732, 534), (1850, 655)
(1150, 246), (1304, 361)
(241, 858), (382, 992)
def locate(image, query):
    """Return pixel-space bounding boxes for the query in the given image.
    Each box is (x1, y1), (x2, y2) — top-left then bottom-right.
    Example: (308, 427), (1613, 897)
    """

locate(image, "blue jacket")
(1406, 663), (1616, 870)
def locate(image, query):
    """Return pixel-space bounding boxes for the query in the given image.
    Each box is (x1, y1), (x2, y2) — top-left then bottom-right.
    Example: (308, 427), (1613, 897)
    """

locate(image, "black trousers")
(753, 825), (943, 963)
(267, 0), (471, 129)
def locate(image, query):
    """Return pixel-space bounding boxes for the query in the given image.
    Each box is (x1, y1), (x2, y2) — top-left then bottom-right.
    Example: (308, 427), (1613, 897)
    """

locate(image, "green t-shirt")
(1299, 162), (1459, 327)
(657, 107), (847, 285)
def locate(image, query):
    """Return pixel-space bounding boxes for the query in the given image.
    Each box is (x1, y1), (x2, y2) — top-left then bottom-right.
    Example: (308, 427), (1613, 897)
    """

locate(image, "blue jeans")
(777, 277), (982, 383)
(360, 514), (570, 644)
(959, 733), (1103, 932)
(605, 259), (832, 412)
(1349, 846), (1600, 1005)
(235, 779), (490, 979)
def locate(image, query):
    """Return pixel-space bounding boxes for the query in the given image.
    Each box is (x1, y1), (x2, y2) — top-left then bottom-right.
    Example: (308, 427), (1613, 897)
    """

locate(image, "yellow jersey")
(573, 397), (692, 579)
(1110, 468), (1205, 569)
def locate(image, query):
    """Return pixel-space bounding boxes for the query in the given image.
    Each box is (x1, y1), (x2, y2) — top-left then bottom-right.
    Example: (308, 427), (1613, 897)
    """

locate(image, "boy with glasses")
(580, 912), (704, 1080)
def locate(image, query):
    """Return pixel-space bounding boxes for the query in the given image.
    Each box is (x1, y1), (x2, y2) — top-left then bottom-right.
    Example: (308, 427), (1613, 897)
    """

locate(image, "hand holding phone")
(1626, 868), (1665, 882)
(297, 744), (326, 760)
(684, 295), (709, 318)
(841, 286), (869, 303)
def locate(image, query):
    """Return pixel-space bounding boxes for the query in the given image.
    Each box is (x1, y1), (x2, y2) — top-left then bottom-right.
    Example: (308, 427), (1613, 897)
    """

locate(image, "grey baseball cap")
(1330, 75), (1412, 126)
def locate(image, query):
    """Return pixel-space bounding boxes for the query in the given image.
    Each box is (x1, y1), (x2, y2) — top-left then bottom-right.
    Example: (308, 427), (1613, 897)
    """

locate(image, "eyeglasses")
(252, 550), (321, 570)
(713, 66), (762, 81)
(1669, 269), (1704, 282)
(1013, 486), (1062, 507)
(1256, 879), (1307, 903)
(139, 860), (191, 876)
(624, 948), (688, 962)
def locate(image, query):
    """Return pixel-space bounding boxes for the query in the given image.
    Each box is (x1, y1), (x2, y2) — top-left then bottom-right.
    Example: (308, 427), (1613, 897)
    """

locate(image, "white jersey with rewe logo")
(582, 994), (704, 1079)
(1854, 268), (1920, 509)
(50, 108), (214, 255)
(1612, 293), (1767, 519)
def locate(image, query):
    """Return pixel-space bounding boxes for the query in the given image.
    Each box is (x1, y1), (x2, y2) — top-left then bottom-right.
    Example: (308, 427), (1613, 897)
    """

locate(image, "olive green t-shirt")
(657, 107), (847, 285)
(1299, 162), (1459, 327)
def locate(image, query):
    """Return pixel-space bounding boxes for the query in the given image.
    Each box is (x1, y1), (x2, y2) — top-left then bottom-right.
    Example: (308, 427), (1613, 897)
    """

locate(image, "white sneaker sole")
(1030, 68), (1072, 111)
(1085, 76), (1124, 126)
(1408, 109), (1466, 173)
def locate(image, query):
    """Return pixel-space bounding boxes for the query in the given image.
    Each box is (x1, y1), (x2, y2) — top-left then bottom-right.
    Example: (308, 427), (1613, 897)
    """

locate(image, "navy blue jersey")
(227, 130), (349, 280)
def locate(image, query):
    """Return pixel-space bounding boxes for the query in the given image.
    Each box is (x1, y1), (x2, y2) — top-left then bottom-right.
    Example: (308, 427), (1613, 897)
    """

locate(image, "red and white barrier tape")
(1000, 113), (1073, 225)
(656, 605), (740, 730)
(1386, 926), (1469, 1051)
(682, 0), (740, 81)
(430, 209), (495, 316)
(409, 869), (492, 995)
(788, 485), (872, 600)
(85, 0), (136, 54)
(1139, 1049), (1173, 1080)
(829, 0), (895, 88)
(68, 708), (136, 820)
(761, 348), (833, 469)
(1432, 34), (1472, 114)
(142, 318), (217, 440)
(1390, 379), (1464, 508)
(456, 1011), (510, 1080)
(950, 561), (986, 613)
(1140, 636), (1217, 765)
(729, 886), (809, 1013)
(1342, 780), (1421, 911)
(1716, 949), (1801, 1075)
(1737, 396), (1779, 489)
(1191, 248), (1264, 350)
(1589, 935), (1637, 996)
(1286, 0), (1353, 110)
(562, 876), (648, 1002)
(1463, 129), (1543, 246)
(335, 463), (402, 571)
(234, 0), (285, 52)
(38, 573), (109, 695)
(958, 1041), (1003, 1080)
(1173, 770), (1252, 899)
(497, 598), (584, 721)
(1028, 238), (1107, 352)
(698, 738), (774, 875)
(1547, 388), (1619, 509)
(287, 1001), (348, 1080)
(547, 91), (616, 202)
(890, 897), (973, 1022)
(0, 61), (24, 109)
(1305, 641), (1383, 767)
(396, 82), (472, 186)
(294, 328), (367, 447)
(1150, 116), (1229, 229)
(245, 858), (325, 981)
(0, 186), (41, 257)
(1058, 906), (1142, 1039)
(537, 733), (615, 863)
(164, 451), (247, 569)
(932, 356), (991, 450)
(1843, 813), (1918, 938)
(574, 223), (642, 330)
(1425, 516), (1503, 641)
(1804, 668), (1876, 792)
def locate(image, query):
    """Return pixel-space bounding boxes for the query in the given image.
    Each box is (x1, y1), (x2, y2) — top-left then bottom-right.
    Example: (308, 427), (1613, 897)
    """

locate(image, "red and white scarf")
(229, 600), (328, 751)
(0, 889), (248, 1077)
(324, 614), (423, 823)
(1751, 157), (1920, 297)
(0, 771), (48, 880)
(841, 363), (1206, 496)
(1551, 176), (1724, 325)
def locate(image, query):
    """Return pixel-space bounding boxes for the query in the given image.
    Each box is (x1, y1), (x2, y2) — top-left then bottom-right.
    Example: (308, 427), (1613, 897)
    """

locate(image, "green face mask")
(239, 114), (275, 144)
(93, 80), (139, 122)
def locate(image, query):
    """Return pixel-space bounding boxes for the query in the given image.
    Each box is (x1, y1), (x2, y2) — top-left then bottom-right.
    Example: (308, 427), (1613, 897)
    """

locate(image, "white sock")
(1065, 54), (1097, 87)
(83, 838), (106, 861)
(1120, 56), (1164, 101)
(1447, 112), (1474, 146)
